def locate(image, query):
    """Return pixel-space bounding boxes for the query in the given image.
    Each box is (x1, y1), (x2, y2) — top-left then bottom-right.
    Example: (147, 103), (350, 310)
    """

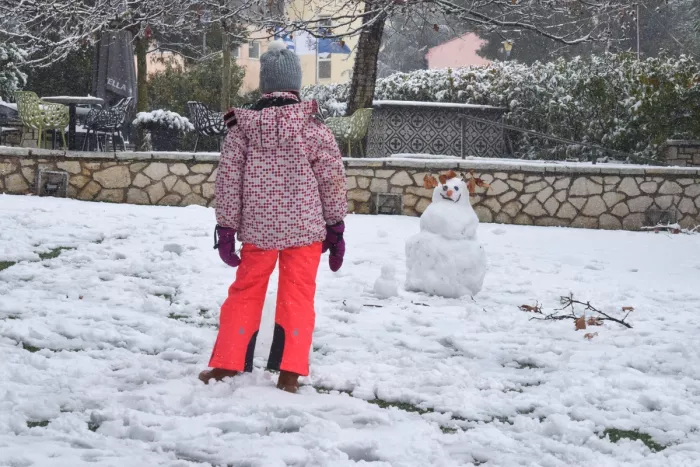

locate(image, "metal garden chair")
(187, 101), (227, 152)
(325, 108), (373, 157)
(82, 97), (134, 151)
(14, 91), (69, 149)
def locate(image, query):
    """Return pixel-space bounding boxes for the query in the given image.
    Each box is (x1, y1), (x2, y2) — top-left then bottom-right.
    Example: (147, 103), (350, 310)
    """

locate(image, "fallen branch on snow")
(527, 293), (633, 329)
(641, 223), (699, 235)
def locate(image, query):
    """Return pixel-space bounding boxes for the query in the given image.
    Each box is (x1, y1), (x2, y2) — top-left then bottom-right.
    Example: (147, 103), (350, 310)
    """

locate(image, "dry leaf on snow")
(587, 317), (603, 326)
(622, 306), (635, 312)
(519, 303), (542, 314)
(584, 332), (599, 340)
(575, 316), (587, 330)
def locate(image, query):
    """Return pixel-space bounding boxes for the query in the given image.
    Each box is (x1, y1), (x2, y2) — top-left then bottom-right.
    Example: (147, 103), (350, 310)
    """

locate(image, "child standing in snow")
(199, 41), (347, 393)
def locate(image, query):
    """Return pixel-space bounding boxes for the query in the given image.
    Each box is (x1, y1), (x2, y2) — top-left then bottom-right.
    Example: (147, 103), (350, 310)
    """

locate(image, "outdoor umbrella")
(92, 30), (137, 107)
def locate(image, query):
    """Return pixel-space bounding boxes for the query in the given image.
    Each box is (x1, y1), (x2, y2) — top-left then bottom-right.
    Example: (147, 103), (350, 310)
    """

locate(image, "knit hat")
(260, 41), (302, 94)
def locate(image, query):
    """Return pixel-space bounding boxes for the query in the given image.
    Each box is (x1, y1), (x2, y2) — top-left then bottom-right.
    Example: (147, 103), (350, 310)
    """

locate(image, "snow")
(391, 153), (460, 160)
(364, 155), (700, 173)
(406, 176), (486, 298)
(2, 195), (700, 466)
(133, 110), (194, 133)
(373, 100), (505, 110)
(373, 265), (399, 299)
(0, 101), (17, 111)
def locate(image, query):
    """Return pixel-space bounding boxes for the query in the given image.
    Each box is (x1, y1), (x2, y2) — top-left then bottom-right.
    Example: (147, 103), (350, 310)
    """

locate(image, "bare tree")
(0, 0), (261, 117)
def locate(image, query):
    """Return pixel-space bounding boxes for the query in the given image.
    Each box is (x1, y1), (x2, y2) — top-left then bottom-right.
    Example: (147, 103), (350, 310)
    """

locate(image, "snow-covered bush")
(132, 110), (194, 133)
(303, 54), (700, 162)
(0, 43), (27, 101)
(300, 83), (348, 117)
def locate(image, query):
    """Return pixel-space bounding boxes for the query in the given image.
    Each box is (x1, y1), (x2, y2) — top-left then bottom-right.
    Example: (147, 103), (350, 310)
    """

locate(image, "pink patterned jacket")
(215, 93), (347, 251)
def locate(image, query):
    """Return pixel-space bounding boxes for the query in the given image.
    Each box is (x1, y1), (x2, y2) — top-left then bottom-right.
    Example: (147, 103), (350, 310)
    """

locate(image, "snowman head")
(425, 171), (469, 205)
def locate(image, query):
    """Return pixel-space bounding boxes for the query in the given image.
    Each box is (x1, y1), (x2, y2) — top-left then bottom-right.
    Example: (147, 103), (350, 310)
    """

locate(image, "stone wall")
(0, 148), (217, 207)
(1, 147), (699, 230)
(346, 159), (700, 230)
(662, 140), (700, 167)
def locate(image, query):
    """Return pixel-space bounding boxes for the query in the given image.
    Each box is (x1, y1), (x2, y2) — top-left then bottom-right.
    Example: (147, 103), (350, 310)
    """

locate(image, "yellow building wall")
(237, 34), (268, 93)
(141, 1), (362, 94)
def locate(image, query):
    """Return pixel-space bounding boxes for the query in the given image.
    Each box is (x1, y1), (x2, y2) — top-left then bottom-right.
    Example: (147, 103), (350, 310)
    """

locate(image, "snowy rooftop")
(1, 195), (699, 465)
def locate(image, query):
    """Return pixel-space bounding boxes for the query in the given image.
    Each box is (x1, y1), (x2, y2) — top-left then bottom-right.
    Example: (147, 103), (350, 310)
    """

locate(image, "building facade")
(425, 33), (491, 70)
(142, 1), (360, 94)
(237, 0), (360, 92)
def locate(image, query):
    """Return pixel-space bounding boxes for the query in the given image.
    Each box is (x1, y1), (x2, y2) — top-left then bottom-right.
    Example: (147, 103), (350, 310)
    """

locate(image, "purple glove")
(322, 222), (345, 272)
(214, 225), (241, 268)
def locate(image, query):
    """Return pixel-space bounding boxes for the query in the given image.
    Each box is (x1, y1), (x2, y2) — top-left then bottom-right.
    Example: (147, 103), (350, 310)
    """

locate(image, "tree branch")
(527, 293), (633, 329)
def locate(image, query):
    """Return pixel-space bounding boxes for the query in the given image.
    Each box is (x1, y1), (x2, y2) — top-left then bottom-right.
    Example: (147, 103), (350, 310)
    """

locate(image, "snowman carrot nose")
(447, 190), (454, 197)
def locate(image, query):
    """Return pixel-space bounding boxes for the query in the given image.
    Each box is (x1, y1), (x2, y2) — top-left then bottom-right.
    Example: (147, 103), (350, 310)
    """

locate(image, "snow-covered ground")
(1, 195), (699, 467)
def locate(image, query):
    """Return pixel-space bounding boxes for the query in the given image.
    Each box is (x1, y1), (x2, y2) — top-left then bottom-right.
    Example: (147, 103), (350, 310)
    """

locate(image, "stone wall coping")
(372, 100), (506, 111)
(345, 157), (700, 176)
(665, 139), (700, 147)
(2, 146), (700, 176)
(0, 146), (222, 163)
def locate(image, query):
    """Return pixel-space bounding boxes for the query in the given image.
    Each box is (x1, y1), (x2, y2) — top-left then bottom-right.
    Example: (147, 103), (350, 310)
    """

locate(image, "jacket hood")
(226, 99), (319, 149)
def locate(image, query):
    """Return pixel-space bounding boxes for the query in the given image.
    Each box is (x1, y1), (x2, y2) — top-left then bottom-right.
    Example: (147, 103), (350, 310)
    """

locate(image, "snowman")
(405, 170), (487, 298)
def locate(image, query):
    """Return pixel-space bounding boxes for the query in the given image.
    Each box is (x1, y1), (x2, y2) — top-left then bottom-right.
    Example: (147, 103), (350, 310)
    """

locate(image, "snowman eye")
(454, 186), (459, 191)
(442, 185), (448, 191)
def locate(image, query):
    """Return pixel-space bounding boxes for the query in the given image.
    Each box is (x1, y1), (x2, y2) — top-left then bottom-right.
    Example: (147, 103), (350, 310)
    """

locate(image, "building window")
(317, 17), (333, 80)
(248, 41), (260, 59)
(232, 46), (240, 59)
(318, 59), (331, 80)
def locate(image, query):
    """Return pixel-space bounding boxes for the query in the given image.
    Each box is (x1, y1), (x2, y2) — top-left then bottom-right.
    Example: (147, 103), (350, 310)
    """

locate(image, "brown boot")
(198, 368), (239, 385)
(277, 371), (300, 393)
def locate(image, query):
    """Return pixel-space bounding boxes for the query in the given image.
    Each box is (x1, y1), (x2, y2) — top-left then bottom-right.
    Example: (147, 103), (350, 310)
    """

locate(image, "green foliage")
(23, 46), (93, 99)
(148, 55), (256, 151)
(603, 428), (666, 452)
(305, 53), (700, 161)
(38, 247), (74, 261)
(26, 420), (50, 428)
(148, 55), (245, 115)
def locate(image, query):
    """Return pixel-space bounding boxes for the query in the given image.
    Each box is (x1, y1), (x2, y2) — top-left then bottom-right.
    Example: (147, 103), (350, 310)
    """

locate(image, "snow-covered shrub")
(303, 54), (700, 162)
(132, 110), (194, 133)
(133, 110), (193, 151)
(300, 83), (348, 117)
(0, 43), (28, 101)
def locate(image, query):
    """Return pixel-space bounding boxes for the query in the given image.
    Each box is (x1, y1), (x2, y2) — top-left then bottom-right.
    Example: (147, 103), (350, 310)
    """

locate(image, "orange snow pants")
(208, 242), (322, 376)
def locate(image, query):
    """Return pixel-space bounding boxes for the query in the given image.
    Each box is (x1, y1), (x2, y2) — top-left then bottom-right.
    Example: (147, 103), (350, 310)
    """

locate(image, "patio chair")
(187, 101), (227, 152)
(325, 108), (373, 157)
(14, 91), (69, 149)
(82, 97), (134, 151)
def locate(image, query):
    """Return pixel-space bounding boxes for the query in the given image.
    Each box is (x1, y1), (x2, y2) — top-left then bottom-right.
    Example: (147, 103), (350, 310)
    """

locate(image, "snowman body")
(405, 176), (487, 298)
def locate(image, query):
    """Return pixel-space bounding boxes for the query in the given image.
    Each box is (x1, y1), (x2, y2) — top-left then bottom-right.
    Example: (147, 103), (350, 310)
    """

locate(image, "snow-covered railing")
(366, 100), (506, 159)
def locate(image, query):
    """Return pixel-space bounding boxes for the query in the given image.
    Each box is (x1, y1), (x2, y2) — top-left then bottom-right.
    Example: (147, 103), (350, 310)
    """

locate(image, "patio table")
(42, 96), (104, 150)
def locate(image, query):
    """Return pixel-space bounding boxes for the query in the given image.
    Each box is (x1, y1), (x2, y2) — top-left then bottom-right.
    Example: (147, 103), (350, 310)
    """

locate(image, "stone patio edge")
(2, 146), (700, 176)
